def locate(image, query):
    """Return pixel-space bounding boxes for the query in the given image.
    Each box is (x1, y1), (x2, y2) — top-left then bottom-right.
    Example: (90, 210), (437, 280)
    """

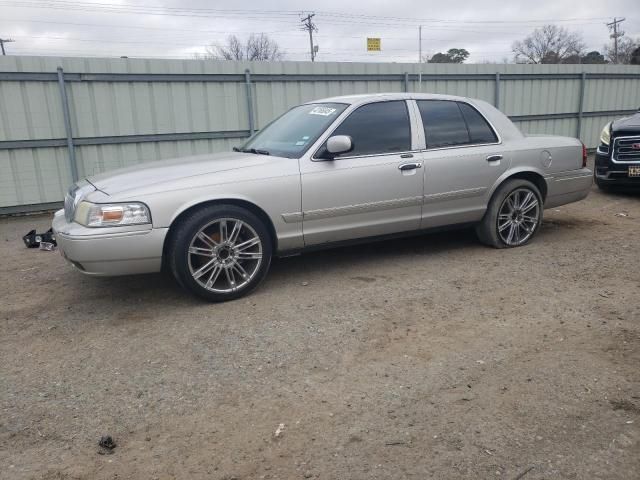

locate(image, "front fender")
(138, 176), (304, 252)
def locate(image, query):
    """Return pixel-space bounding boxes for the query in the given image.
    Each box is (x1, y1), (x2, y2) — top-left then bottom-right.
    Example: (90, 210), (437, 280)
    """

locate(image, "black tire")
(475, 179), (543, 249)
(166, 204), (272, 302)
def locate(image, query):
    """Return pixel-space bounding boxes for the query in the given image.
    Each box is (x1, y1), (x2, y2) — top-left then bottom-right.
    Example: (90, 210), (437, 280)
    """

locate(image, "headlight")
(74, 202), (151, 227)
(600, 122), (611, 145)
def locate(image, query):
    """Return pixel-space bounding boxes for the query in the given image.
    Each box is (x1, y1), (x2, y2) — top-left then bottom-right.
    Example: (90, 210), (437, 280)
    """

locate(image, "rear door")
(415, 100), (510, 228)
(300, 100), (424, 246)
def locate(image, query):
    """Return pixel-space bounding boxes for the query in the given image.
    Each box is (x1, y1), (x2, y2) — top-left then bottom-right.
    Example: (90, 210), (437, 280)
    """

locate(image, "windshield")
(240, 103), (348, 158)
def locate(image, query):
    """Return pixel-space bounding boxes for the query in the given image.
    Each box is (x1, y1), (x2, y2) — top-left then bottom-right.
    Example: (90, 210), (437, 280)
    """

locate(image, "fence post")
(576, 71), (586, 140)
(494, 72), (501, 110)
(56, 67), (79, 182)
(244, 68), (255, 136)
(403, 72), (409, 92)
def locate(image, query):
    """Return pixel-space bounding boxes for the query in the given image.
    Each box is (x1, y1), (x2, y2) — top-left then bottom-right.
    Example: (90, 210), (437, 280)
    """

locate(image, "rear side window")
(417, 100), (469, 148)
(417, 100), (497, 148)
(458, 103), (498, 144)
(326, 101), (411, 157)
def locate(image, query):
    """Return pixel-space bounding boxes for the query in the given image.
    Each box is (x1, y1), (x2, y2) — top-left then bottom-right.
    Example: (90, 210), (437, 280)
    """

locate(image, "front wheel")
(167, 205), (272, 302)
(476, 179), (543, 248)
(594, 171), (613, 192)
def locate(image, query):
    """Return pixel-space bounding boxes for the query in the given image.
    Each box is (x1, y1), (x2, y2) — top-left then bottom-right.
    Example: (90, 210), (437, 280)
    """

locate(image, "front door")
(300, 100), (424, 246)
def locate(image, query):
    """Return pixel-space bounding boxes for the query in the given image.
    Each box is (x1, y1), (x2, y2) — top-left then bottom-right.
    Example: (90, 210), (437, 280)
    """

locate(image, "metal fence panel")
(1, 56), (639, 211)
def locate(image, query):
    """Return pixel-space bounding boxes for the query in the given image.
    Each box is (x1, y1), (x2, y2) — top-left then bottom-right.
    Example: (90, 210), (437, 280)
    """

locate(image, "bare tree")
(512, 25), (585, 64)
(205, 34), (284, 61)
(603, 37), (639, 64)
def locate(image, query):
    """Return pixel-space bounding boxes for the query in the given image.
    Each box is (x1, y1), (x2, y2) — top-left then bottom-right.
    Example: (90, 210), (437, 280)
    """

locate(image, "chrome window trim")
(417, 141), (502, 154)
(611, 135), (640, 164)
(407, 99), (425, 151)
(311, 99), (414, 162)
(414, 99), (503, 151)
(313, 149), (422, 162)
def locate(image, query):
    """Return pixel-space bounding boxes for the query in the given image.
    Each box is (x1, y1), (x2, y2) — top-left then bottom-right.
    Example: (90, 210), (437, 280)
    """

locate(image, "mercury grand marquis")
(53, 93), (593, 301)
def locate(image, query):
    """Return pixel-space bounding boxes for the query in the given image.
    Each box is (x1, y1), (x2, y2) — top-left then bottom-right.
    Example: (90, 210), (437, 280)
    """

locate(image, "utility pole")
(607, 17), (625, 64)
(418, 26), (422, 63)
(301, 13), (318, 62)
(0, 38), (15, 55)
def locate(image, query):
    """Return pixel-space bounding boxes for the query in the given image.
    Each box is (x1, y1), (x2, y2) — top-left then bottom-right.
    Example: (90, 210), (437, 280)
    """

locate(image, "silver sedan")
(53, 93), (593, 301)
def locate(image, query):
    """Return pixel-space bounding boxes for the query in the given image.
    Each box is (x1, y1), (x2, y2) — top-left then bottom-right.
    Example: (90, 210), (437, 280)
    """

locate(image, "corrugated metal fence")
(1, 56), (640, 213)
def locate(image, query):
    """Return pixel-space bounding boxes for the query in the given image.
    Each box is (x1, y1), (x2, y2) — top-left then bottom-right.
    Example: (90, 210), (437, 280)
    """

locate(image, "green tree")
(581, 51), (607, 64)
(427, 48), (470, 63)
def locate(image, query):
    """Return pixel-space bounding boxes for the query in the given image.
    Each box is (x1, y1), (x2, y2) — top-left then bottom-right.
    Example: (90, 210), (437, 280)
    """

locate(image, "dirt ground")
(1, 163), (639, 480)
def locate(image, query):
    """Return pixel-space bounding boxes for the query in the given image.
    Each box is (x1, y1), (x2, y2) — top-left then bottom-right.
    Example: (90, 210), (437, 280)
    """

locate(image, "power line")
(300, 13), (318, 62)
(0, 1), (612, 27)
(0, 19), (516, 43)
(606, 17), (625, 64)
(0, 1), (622, 62)
(0, 17), (296, 36)
(0, 37), (14, 55)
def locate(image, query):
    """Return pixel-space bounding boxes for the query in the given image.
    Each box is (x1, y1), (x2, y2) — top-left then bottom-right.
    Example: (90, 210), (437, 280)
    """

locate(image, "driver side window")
(318, 101), (412, 158)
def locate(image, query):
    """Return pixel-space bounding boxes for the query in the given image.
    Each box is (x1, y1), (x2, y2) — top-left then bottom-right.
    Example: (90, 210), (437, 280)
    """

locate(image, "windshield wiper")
(240, 147), (270, 156)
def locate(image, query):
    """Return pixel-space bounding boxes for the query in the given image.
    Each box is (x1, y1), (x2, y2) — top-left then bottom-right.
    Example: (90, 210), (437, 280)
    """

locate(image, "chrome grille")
(612, 135), (640, 163)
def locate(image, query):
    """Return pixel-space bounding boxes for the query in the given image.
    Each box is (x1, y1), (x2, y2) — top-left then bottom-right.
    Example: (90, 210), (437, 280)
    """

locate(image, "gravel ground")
(1, 164), (639, 480)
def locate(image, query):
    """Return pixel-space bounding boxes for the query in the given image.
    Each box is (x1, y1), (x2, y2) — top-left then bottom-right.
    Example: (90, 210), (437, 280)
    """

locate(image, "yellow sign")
(367, 38), (381, 51)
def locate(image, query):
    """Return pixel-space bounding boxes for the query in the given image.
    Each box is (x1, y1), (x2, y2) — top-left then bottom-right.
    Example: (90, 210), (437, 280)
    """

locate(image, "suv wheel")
(476, 179), (543, 248)
(167, 205), (272, 301)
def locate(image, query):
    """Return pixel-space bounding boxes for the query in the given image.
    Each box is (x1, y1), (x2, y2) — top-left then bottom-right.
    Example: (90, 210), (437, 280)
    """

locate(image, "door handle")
(486, 154), (503, 162)
(399, 162), (422, 171)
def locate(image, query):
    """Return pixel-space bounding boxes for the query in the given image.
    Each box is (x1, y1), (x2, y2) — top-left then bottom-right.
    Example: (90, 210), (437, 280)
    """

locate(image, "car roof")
(307, 92), (471, 106)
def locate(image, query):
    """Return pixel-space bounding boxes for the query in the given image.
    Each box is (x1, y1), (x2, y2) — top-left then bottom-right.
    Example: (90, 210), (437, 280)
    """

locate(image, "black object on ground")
(98, 435), (117, 454)
(22, 228), (57, 248)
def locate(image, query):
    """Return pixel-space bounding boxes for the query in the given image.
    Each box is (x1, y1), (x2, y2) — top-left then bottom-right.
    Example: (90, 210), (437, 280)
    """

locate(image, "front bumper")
(52, 209), (168, 276)
(595, 150), (640, 187)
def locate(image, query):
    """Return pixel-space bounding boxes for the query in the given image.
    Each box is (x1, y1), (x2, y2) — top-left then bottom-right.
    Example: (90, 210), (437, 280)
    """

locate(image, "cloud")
(0, 0), (637, 62)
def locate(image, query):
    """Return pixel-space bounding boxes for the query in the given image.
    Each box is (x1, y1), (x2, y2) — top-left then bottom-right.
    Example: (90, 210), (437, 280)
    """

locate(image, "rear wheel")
(476, 179), (543, 248)
(167, 205), (272, 302)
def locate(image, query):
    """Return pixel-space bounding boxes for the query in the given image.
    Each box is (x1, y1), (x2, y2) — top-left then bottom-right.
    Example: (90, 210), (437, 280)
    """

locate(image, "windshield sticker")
(309, 106), (337, 116)
(295, 140), (306, 146)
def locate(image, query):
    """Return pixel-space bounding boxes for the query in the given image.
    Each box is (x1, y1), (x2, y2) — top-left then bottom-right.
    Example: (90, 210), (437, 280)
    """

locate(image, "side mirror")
(326, 135), (353, 156)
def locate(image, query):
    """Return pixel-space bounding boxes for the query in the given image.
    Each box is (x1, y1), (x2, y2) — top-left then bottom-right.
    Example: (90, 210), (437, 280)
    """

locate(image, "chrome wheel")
(497, 188), (540, 246)
(187, 218), (263, 293)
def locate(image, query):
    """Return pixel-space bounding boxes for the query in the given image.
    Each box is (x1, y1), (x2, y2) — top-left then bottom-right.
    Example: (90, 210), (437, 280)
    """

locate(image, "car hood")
(612, 112), (640, 134)
(87, 151), (272, 195)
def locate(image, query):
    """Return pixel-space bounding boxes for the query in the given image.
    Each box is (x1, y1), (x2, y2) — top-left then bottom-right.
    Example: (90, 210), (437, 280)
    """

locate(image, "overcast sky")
(0, 0), (638, 63)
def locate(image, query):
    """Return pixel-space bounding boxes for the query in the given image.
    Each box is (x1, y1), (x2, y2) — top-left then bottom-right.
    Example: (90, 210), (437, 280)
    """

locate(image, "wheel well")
(502, 171), (548, 201)
(161, 199), (278, 271)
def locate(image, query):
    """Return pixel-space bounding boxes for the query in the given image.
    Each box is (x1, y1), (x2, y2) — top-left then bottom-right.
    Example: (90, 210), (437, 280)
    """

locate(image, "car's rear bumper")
(544, 168), (592, 208)
(52, 209), (167, 276)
